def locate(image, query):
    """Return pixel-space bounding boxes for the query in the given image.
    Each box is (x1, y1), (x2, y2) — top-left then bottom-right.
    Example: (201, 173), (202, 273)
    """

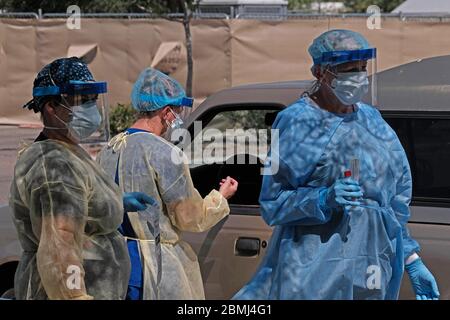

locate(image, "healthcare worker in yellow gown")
(10, 57), (155, 300)
(97, 68), (238, 300)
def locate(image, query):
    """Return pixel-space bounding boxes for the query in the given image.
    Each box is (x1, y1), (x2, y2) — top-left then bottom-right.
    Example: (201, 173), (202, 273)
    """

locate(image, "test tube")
(344, 169), (357, 203)
(351, 158), (360, 182)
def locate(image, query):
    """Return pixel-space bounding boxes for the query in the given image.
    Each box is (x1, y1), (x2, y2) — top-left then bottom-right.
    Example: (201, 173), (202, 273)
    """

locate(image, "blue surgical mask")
(68, 101), (102, 141)
(329, 71), (369, 105)
(49, 101), (102, 141)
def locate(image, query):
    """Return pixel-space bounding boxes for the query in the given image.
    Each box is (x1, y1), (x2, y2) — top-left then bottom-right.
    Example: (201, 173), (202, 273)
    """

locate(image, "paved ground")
(0, 126), (41, 205)
(0, 125), (107, 205)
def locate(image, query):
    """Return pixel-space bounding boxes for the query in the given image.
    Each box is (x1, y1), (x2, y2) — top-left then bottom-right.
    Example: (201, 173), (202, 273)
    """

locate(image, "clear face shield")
(34, 80), (110, 143)
(160, 97), (194, 144)
(316, 48), (377, 106)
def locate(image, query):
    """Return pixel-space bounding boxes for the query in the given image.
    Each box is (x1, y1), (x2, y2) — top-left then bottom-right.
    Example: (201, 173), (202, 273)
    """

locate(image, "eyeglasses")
(335, 65), (367, 73)
(330, 61), (368, 74)
(62, 94), (99, 106)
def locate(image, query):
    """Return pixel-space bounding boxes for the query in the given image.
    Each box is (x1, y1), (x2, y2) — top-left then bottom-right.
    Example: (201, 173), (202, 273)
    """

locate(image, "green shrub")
(109, 103), (137, 136)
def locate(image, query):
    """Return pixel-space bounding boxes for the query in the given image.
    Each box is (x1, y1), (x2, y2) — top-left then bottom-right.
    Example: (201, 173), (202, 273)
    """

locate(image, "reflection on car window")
(385, 117), (450, 201)
(207, 109), (273, 132)
(188, 108), (280, 209)
(187, 109), (279, 166)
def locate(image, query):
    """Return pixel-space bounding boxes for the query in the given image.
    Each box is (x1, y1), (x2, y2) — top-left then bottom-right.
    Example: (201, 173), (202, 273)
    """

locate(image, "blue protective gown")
(234, 96), (420, 300)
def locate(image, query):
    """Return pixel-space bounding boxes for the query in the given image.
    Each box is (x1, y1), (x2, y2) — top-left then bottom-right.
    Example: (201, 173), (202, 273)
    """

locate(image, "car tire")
(0, 288), (15, 300)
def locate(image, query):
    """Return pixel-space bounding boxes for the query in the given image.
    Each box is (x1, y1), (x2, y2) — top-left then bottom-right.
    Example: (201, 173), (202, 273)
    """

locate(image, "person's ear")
(162, 106), (172, 120)
(311, 65), (326, 81)
(311, 65), (317, 78)
(43, 101), (56, 116)
(41, 101), (56, 125)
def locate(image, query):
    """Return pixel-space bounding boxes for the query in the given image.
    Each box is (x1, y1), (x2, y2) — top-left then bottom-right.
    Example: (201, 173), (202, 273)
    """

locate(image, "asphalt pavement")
(0, 126), (42, 205)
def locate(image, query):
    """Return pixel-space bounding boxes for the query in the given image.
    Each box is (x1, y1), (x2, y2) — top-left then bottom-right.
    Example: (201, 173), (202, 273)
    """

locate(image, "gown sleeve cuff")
(405, 252), (420, 265)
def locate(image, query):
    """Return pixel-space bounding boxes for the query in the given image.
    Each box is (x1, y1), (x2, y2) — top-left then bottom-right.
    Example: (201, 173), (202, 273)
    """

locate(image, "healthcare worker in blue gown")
(233, 29), (440, 300)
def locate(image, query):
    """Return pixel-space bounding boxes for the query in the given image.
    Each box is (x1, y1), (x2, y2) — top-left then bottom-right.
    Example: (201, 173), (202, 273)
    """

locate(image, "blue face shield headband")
(313, 48), (376, 66)
(33, 80), (108, 97)
(137, 94), (194, 109)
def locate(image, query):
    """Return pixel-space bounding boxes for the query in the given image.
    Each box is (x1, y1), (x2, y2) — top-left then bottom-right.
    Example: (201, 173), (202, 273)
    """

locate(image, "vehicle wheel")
(0, 288), (15, 299)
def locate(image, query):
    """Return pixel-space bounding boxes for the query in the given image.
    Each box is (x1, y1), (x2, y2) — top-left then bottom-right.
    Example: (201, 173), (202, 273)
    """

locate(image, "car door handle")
(235, 237), (260, 257)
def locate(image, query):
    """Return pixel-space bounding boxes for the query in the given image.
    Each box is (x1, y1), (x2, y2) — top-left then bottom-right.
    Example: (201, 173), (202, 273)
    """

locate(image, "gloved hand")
(325, 178), (363, 209)
(123, 192), (157, 212)
(405, 257), (440, 300)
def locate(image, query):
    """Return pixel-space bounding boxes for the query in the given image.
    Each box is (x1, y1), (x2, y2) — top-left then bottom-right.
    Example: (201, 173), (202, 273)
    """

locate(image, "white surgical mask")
(166, 108), (184, 130)
(329, 71), (369, 105)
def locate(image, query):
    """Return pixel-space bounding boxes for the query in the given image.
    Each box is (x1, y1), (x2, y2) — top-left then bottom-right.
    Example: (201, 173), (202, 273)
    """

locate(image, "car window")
(385, 117), (450, 202)
(192, 109), (278, 164)
(187, 108), (280, 207)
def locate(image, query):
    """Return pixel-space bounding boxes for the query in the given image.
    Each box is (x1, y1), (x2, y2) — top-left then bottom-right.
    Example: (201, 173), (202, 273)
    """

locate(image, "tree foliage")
(288, 0), (315, 11)
(1, 0), (405, 14)
(288, 0), (404, 13)
(0, 0), (189, 13)
(342, 0), (404, 13)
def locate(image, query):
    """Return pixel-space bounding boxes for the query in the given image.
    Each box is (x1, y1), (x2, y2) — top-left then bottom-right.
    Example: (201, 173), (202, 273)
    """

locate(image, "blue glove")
(406, 258), (440, 300)
(325, 178), (363, 209)
(123, 192), (157, 212)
